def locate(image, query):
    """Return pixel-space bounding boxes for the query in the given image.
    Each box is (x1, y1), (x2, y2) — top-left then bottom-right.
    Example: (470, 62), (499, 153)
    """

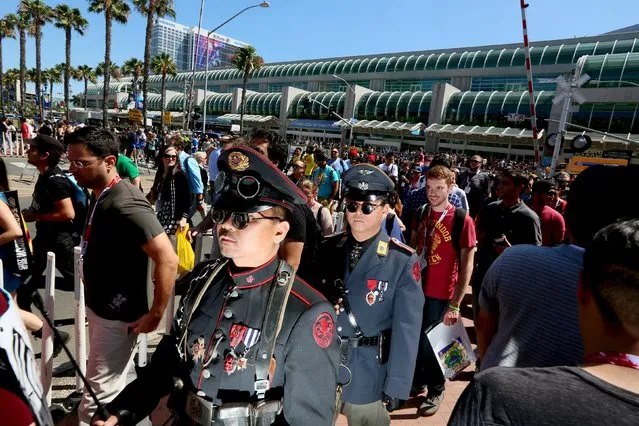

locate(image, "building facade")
(86, 26), (639, 164)
(150, 18), (248, 72)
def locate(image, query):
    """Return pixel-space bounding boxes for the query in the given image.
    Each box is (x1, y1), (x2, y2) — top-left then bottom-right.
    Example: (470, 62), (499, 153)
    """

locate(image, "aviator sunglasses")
(345, 201), (382, 215)
(211, 208), (282, 230)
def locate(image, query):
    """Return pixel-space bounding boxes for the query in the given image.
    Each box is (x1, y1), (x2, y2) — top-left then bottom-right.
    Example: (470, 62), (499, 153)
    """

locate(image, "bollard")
(73, 247), (86, 393)
(0, 259), (4, 290)
(138, 257), (154, 368)
(194, 233), (204, 265)
(165, 235), (177, 335)
(41, 251), (56, 407)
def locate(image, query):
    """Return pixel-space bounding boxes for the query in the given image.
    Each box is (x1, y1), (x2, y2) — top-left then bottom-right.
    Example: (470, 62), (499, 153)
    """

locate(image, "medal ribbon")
(584, 352), (639, 370)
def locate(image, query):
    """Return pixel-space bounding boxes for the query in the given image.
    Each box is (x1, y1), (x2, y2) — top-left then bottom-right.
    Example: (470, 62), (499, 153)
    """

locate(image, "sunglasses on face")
(164, 154), (177, 159)
(345, 201), (383, 215)
(211, 208), (282, 230)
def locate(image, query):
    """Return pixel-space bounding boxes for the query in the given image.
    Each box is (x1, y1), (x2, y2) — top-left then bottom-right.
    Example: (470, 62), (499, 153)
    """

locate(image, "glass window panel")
(573, 42), (597, 62)
(423, 54), (438, 70)
(497, 49), (514, 67)
(434, 53), (449, 70)
(483, 50), (500, 68)
(594, 41), (616, 55)
(334, 60), (347, 75)
(327, 60), (340, 75)
(374, 92), (392, 120)
(414, 54), (428, 70)
(367, 58), (380, 73)
(320, 62), (331, 75)
(375, 57), (389, 73)
(385, 57), (398, 72)
(365, 92), (382, 118)
(444, 92), (463, 123)
(589, 103), (616, 131)
(340, 60), (353, 74)
(597, 54), (627, 85)
(444, 52), (458, 69)
(395, 92), (412, 121)
(395, 56), (408, 71)
(556, 44), (577, 64)
(385, 91), (402, 119)
(621, 53), (639, 85)
(484, 92), (507, 126)
(609, 103), (637, 133)
(350, 59), (362, 74)
(529, 46), (543, 66)
(358, 58), (370, 73)
(356, 92), (373, 118)
(469, 91), (492, 123)
(471, 51), (487, 68)
(612, 39), (634, 54)
(407, 92), (425, 122)
(540, 46), (561, 65)
(417, 92), (432, 123)
(405, 55), (418, 71)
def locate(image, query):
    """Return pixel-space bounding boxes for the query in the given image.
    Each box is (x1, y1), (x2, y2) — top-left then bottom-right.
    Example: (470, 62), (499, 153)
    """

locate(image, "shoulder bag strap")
(254, 260), (295, 399)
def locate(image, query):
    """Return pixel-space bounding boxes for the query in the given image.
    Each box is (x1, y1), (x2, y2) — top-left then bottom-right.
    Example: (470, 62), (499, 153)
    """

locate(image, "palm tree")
(73, 65), (96, 110)
(42, 68), (62, 117)
(16, 9), (31, 115)
(96, 61), (122, 79)
(71, 93), (83, 107)
(122, 57), (143, 104)
(88, 0), (131, 127)
(0, 14), (17, 114)
(231, 46), (264, 133)
(3, 68), (20, 112)
(150, 53), (176, 128)
(21, 0), (54, 121)
(54, 4), (88, 121)
(132, 0), (175, 126)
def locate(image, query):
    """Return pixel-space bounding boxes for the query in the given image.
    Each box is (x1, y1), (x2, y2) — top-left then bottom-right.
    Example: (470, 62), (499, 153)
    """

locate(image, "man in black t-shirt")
(450, 219), (639, 426)
(20, 135), (76, 301)
(65, 127), (178, 425)
(457, 155), (490, 219)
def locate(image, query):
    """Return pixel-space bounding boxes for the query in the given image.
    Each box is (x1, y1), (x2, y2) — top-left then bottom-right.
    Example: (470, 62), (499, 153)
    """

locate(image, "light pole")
(332, 74), (357, 146)
(590, 79), (639, 87)
(308, 97), (354, 139)
(196, 1), (270, 133)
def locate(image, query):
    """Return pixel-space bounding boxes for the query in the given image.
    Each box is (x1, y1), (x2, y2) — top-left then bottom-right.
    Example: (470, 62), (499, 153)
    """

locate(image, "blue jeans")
(413, 296), (448, 394)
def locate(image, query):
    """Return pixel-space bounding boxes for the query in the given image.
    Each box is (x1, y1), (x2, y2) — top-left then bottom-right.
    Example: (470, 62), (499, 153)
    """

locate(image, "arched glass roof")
(287, 92), (345, 119)
(145, 93), (163, 111)
(166, 94), (187, 111)
(204, 93), (233, 114)
(580, 51), (639, 88)
(444, 90), (554, 128)
(353, 91), (432, 123)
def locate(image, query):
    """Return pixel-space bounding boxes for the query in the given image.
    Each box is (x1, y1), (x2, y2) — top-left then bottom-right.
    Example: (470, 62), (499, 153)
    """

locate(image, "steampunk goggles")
(211, 208), (282, 230)
(213, 171), (262, 200)
(345, 201), (383, 215)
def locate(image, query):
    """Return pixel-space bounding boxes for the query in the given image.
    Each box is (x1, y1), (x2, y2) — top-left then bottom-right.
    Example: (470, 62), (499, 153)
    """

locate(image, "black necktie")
(349, 244), (363, 271)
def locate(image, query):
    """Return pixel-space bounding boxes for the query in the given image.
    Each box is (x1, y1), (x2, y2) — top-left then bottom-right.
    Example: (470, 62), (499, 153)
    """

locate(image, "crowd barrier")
(42, 252), (56, 406)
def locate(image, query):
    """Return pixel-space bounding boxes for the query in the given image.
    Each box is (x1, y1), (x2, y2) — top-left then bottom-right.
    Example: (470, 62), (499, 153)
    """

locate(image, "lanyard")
(420, 205), (450, 259)
(584, 352), (639, 370)
(80, 176), (122, 255)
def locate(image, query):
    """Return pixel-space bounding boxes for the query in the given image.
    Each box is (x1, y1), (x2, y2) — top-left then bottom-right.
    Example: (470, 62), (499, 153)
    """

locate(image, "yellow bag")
(176, 225), (195, 274)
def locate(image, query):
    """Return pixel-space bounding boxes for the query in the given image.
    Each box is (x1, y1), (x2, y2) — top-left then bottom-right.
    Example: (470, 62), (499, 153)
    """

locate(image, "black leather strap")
(254, 260), (295, 399)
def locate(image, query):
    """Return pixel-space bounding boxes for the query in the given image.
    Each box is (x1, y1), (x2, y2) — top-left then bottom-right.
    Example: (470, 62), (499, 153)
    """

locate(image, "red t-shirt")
(21, 123), (29, 139)
(537, 205), (566, 246)
(415, 206), (476, 300)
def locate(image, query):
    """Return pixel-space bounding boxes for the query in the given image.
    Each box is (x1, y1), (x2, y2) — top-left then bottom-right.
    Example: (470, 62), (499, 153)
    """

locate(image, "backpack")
(416, 204), (466, 260)
(315, 205), (326, 237)
(50, 173), (89, 237)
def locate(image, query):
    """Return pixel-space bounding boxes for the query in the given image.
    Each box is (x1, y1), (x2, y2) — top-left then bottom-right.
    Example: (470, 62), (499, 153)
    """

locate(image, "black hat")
(342, 164), (395, 201)
(27, 134), (65, 154)
(215, 146), (307, 213)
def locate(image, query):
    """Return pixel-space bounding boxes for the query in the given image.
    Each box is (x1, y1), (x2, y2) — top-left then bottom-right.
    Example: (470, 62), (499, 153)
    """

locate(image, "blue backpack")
(50, 173), (89, 236)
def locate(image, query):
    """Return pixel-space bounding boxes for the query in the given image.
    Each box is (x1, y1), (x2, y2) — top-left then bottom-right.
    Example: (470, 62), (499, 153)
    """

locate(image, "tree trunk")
(19, 29), (25, 115)
(143, 5), (155, 127)
(49, 80), (53, 120)
(0, 37), (4, 115)
(64, 27), (71, 121)
(160, 73), (166, 128)
(102, 5), (112, 128)
(239, 67), (249, 134)
(36, 27), (43, 121)
(84, 78), (88, 110)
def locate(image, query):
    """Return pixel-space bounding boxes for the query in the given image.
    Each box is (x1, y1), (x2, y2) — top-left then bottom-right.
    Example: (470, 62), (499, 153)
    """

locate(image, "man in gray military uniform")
(93, 146), (339, 426)
(313, 164), (425, 425)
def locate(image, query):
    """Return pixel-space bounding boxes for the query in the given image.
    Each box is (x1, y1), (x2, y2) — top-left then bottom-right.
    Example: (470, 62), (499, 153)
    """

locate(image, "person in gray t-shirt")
(476, 165), (639, 371)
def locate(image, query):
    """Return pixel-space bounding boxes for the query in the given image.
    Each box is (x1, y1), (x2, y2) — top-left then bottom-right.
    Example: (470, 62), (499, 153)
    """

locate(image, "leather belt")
(339, 335), (379, 348)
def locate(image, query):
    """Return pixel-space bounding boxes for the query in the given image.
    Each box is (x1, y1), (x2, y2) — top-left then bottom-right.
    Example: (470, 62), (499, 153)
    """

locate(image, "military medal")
(224, 354), (237, 375)
(377, 281), (388, 303)
(191, 336), (205, 364)
(366, 291), (376, 305)
(236, 357), (248, 371)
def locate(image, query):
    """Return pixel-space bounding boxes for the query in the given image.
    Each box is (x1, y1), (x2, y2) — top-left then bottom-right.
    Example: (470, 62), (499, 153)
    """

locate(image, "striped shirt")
(479, 244), (585, 370)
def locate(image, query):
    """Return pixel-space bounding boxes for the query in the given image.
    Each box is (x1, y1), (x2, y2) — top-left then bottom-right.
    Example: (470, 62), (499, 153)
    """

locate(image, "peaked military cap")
(342, 163), (395, 201)
(214, 145), (307, 212)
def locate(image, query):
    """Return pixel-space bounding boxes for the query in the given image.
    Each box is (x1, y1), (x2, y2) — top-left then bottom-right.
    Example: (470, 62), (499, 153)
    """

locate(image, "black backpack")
(416, 204), (467, 260)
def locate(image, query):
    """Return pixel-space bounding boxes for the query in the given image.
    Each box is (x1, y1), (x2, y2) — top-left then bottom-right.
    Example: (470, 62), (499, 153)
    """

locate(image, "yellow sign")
(128, 109), (142, 124)
(567, 156), (629, 174)
(163, 111), (172, 125)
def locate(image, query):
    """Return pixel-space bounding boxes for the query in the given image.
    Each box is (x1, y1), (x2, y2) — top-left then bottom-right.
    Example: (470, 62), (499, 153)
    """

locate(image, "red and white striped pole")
(520, 0), (541, 167)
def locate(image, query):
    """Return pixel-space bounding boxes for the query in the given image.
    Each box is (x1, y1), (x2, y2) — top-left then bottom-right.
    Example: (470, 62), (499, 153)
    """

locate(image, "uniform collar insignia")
(377, 240), (388, 256)
(229, 256), (279, 288)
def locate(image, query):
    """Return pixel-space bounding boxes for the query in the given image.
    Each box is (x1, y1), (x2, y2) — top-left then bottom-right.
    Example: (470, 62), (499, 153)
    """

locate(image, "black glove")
(382, 393), (405, 412)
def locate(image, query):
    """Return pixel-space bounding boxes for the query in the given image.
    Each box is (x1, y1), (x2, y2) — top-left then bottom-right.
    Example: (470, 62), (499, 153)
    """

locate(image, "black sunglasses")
(345, 201), (382, 215)
(211, 208), (282, 230)
(164, 154), (177, 159)
(214, 171), (262, 200)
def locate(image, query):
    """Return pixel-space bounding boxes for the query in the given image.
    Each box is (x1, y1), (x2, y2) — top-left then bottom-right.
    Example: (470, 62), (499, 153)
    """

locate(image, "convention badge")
(377, 240), (389, 256)
(366, 291), (376, 306)
(464, 186), (471, 194)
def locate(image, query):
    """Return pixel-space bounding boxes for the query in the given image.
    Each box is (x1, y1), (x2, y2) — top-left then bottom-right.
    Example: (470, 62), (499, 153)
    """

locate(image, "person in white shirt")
(379, 152), (399, 184)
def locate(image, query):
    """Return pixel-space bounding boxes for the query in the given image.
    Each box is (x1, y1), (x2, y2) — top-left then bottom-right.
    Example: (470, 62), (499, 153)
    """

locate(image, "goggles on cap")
(211, 207), (282, 230)
(213, 171), (262, 200)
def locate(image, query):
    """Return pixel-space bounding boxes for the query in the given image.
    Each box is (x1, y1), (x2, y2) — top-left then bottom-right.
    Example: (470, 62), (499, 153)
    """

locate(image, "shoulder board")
(290, 277), (328, 307)
(390, 237), (415, 254)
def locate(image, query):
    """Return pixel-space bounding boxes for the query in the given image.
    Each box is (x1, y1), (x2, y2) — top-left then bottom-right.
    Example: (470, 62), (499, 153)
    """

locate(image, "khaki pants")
(78, 309), (139, 425)
(342, 400), (390, 426)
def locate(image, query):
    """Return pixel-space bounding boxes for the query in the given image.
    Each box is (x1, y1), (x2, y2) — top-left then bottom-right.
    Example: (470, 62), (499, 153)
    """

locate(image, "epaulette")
(389, 237), (416, 254)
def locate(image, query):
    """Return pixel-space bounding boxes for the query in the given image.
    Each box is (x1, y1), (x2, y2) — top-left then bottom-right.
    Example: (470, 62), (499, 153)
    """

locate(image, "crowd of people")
(0, 123), (637, 426)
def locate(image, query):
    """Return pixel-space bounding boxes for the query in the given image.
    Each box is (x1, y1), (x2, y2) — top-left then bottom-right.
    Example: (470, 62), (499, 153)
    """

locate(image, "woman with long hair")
(298, 179), (333, 236)
(147, 146), (191, 235)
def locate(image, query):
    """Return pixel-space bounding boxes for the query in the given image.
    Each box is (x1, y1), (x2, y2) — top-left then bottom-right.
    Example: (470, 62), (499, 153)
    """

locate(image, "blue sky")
(2, 0), (638, 96)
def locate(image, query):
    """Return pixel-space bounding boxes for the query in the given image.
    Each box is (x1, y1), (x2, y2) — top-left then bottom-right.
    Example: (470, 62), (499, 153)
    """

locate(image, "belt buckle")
(254, 379), (269, 399)
(185, 390), (215, 425)
(348, 337), (361, 348)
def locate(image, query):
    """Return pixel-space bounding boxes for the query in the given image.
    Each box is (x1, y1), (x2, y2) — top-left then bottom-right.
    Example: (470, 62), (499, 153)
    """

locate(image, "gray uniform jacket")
(313, 230), (425, 404)
(105, 257), (339, 425)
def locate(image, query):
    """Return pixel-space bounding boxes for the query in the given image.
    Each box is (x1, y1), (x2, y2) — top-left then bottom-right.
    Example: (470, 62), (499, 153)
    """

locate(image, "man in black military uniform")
(94, 146), (339, 426)
(312, 164), (425, 425)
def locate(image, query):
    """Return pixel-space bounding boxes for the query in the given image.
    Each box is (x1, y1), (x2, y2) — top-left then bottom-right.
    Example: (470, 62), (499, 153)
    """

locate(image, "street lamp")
(590, 79), (639, 87)
(332, 74), (357, 146)
(309, 96), (353, 128)
(198, 1), (270, 133)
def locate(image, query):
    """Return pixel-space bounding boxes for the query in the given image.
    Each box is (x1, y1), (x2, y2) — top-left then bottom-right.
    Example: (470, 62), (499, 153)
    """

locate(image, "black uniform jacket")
(106, 256), (339, 425)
